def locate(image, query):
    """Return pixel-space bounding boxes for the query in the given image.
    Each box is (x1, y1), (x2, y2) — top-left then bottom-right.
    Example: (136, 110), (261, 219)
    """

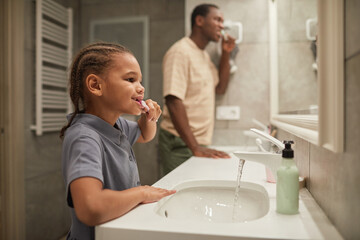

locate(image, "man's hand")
(221, 34), (236, 53)
(191, 146), (231, 159)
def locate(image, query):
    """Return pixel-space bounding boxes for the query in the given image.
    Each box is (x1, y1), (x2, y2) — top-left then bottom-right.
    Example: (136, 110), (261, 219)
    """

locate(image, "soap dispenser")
(276, 140), (299, 214)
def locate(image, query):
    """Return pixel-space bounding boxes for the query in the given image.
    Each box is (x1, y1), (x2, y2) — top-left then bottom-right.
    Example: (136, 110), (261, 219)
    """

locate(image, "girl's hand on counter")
(140, 185), (176, 204)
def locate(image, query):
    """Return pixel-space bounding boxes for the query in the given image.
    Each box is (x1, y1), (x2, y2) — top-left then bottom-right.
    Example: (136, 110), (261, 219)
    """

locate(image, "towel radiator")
(31, 0), (72, 135)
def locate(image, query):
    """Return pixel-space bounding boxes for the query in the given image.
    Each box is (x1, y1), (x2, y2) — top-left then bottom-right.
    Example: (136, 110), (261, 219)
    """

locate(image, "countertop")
(95, 150), (343, 240)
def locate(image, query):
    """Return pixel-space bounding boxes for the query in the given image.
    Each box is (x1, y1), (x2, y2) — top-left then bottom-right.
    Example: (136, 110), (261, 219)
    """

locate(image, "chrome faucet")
(234, 128), (285, 182)
(250, 128), (284, 153)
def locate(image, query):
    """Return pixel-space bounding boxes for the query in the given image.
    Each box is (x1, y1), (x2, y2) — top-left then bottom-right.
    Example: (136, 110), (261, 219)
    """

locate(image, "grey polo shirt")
(61, 113), (141, 240)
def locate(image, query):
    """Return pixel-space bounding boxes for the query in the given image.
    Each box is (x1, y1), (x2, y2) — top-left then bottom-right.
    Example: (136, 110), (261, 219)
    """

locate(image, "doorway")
(0, 0), (26, 239)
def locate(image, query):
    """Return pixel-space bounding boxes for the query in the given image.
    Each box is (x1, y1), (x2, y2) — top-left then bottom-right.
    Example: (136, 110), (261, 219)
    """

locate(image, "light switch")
(216, 106), (240, 120)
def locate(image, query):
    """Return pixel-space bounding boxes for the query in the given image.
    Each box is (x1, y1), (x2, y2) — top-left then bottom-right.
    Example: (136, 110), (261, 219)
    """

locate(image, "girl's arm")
(70, 177), (175, 226)
(137, 99), (162, 143)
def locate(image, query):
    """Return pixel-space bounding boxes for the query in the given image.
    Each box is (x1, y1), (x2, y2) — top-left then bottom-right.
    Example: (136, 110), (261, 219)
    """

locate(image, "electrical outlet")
(216, 106), (240, 120)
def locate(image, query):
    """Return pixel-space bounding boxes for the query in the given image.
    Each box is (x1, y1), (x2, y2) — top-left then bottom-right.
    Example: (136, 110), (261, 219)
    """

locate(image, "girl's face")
(100, 52), (145, 116)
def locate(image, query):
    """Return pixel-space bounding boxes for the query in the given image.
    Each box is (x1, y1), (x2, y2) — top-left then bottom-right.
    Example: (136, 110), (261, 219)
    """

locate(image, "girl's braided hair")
(59, 42), (132, 139)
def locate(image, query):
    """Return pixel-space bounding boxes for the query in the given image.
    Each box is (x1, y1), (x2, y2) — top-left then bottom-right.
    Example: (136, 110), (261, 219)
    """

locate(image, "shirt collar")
(185, 36), (205, 52)
(69, 113), (122, 144)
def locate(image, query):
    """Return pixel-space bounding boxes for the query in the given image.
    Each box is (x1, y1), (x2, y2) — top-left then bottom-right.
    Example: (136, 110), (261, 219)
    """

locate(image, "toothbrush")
(221, 30), (228, 41)
(141, 100), (150, 112)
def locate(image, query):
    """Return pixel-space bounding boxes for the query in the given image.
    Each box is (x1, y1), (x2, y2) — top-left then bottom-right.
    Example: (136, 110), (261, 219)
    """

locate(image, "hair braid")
(59, 42), (133, 139)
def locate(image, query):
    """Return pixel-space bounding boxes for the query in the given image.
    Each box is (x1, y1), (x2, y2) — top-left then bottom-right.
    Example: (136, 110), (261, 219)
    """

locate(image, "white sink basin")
(155, 180), (269, 223)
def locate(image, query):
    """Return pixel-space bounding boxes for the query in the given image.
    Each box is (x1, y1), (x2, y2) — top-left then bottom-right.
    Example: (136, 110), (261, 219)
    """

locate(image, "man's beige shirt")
(160, 37), (219, 145)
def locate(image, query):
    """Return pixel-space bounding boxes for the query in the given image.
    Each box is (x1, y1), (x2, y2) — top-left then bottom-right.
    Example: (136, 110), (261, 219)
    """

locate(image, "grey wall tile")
(80, 1), (138, 45)
(26, 171), (70, 240)
(214, 93), (230, 129)
(133, 138), (160, 185)
(345, 0), (360, 58)
(345, 50), (360, 124)
(81, 0), (138, 17)
(137, 0), (184, 21)
(149, 62), (163, 105)
(222, 0), (269, 43)
(228, 43), (270, 130)
(212, 128), (253, 146)
(345, 52), (360, 153)
(67, 0), (82, 52)
(150, 19), (185, 63)
(277, 0), (317, 42)
(214, 119), (229, 130)
(309, 143), (360, 240)
(292, 136), (310, 184)
(24, 0), (35, 51)
(24, 48), (36, 126)
(25, 133), (63, 179)
(320, 44), (360, 240)
(278, 42), (317, 112)
(209, 42), (270, 131)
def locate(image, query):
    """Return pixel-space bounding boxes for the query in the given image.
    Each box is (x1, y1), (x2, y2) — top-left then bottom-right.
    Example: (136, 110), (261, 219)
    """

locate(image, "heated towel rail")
(31, 0), (72, 135)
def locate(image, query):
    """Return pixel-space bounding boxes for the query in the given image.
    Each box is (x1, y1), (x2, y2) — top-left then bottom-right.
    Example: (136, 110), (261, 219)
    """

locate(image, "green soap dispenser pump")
(276, 140), (299, 214)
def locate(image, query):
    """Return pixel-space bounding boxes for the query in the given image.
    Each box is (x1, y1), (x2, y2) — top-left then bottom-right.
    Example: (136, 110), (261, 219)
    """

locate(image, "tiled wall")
(185, 0), (271, 146)
(276, 1), (360, 238)
(277, 0), (318, 113)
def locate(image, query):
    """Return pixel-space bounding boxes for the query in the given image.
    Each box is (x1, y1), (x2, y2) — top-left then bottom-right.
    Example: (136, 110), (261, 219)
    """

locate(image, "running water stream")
(232, 158), (246, 222)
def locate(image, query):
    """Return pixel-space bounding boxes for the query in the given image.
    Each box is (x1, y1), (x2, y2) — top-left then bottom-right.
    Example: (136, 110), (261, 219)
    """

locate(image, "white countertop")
(95, 151), (343, 240)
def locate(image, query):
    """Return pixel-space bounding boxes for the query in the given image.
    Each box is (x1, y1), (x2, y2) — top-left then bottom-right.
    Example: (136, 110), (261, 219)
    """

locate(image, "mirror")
(277, 0), (318, 115)
(269, 0), (344, 152)
(90, 17), (149, 98)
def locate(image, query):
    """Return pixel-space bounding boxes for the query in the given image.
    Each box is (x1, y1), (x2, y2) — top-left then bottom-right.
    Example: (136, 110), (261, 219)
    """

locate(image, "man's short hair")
(191, 4), (219, 28)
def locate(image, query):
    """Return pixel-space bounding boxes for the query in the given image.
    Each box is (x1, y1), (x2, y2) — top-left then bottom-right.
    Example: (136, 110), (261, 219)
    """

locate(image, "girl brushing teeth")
(60, 42), (174, 240)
